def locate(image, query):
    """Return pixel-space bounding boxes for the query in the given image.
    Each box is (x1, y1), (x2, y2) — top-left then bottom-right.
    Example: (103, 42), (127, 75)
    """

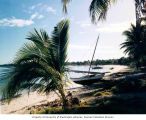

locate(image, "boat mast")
(88, 35), (100, 75)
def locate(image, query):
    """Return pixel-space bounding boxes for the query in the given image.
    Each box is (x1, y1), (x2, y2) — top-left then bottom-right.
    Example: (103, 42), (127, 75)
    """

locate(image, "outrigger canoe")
(71, 73), (104, 85)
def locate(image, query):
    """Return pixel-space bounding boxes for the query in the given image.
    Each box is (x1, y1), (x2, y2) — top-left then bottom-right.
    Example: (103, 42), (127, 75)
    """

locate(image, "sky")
(0, 0), (136, 64)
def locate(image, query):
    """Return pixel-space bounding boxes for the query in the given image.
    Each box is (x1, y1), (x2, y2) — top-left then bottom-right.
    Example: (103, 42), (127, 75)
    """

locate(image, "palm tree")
(0, 19), (69, 109)
(120, 24), (146, 69)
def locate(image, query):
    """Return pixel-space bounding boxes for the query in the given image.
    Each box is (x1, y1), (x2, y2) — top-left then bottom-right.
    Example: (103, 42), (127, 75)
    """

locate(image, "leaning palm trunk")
(58, 84), (68, 109)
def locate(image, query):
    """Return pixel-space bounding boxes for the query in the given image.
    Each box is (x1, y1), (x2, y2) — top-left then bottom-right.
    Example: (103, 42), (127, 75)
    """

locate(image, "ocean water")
(0, 65), (111, 100)
(68, 65), (110, 78)
(0, 67), (7, 100)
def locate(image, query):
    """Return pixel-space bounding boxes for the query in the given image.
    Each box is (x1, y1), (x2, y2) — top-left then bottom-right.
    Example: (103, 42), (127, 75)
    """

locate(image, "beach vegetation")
(0, 19), (70, 109)
(121, 24), (146, 69)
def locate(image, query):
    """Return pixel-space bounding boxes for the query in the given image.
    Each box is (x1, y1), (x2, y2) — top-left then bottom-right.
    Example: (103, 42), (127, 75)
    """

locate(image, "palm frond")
(1, 60), (62, 100)
(121, 23), (146, 68)
(14, 43), (47, 64)
(89, 0), (117, 23)
(26, 29), (50, 52)
(51, 19), (69, 73)
(61, 0), (71, 13)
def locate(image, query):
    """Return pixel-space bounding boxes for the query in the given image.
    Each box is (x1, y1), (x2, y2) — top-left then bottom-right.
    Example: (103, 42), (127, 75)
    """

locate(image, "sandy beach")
(103, 65), (130, 74)
(0, 65), (129, 114)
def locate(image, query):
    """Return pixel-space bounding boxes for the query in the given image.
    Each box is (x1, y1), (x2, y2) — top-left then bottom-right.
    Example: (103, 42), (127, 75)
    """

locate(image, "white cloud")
(46, 6), (56, 14)
(30, 12), (44, 20)
(37, 14), (44, 19)
(30, 5), (36, 10)
(0, 11), (44, 28)
(0, 17), (34, 27)
(75, 20), (92, 28)
(81, 23), (91, 28)
(79, 31), (86, 34)
(96, 20), (135, 33)
(29, 3), (42, 10)
(29, 3), (56, 14)
(69, 44), (92, 50)
(30, 13), (38, 20)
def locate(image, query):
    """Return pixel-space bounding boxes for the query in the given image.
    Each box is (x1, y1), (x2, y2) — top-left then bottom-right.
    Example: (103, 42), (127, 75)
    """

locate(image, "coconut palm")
(121, 24), (146, 69)
(0, 19), (69, 109)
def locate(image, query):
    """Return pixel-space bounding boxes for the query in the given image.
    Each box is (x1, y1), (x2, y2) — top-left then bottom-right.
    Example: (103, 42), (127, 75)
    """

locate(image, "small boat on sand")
(71, 73), (104, 85)
(92, 66), (103, 69)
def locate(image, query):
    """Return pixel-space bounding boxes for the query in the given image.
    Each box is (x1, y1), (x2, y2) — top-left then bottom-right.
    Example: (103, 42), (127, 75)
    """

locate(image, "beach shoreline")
(0, 65), (129, 114)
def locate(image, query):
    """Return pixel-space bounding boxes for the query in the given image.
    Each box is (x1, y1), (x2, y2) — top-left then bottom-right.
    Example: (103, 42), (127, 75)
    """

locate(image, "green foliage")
(0, 19), (70, 101)
(121, 24), (146, 69)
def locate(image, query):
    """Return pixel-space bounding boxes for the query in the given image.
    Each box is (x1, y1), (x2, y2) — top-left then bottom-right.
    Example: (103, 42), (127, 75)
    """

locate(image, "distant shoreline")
(0, 57), (131, 67)
(67, 57), (131, 66)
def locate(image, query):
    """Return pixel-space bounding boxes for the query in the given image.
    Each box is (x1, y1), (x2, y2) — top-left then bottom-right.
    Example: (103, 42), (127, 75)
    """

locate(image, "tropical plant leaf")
(89, 0), (117, 23)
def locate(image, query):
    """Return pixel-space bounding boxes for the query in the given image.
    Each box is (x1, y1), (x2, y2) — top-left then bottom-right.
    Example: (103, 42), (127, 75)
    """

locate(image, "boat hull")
(71, 75), (103, 85)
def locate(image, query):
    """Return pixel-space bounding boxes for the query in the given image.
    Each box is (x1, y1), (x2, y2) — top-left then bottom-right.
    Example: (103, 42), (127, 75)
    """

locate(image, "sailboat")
(70, 35), (105, 85)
